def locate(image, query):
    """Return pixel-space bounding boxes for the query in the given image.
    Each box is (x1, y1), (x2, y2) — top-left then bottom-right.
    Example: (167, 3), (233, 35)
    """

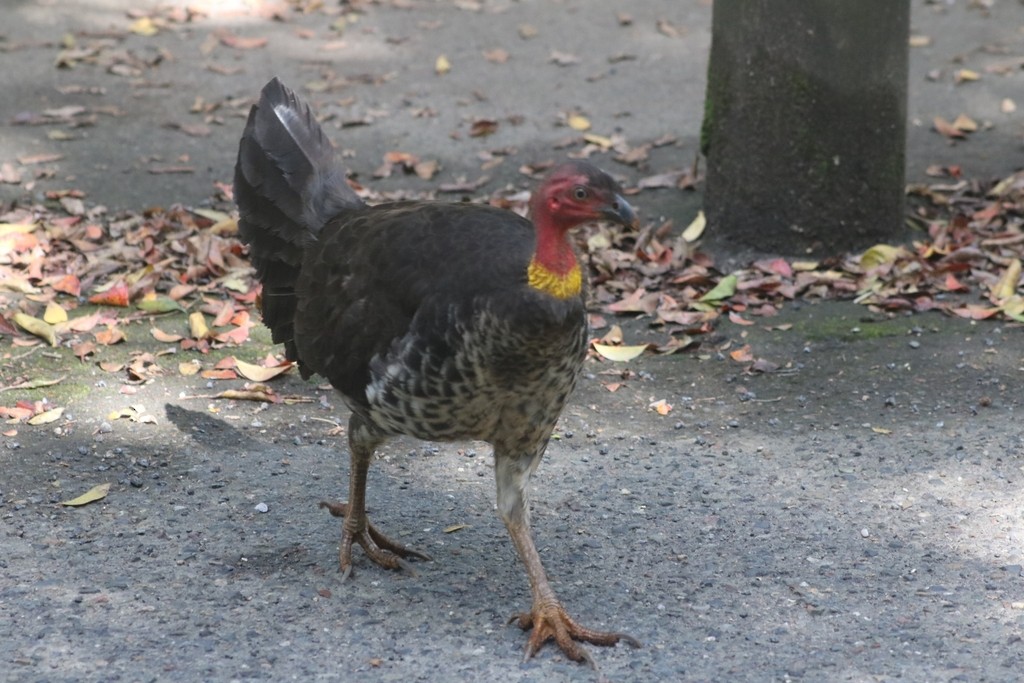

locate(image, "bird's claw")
(320, 500), (431, 578)
(511, 603), (640, 667)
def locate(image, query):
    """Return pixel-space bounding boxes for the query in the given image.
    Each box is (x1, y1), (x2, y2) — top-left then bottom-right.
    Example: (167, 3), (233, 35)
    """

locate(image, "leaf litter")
(1, 0), (1022, 411)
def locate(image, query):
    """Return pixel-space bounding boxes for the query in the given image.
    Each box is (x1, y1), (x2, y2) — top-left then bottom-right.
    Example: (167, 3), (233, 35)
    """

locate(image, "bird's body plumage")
(291, 201), (588, 445)
(234, 77), (638, 666)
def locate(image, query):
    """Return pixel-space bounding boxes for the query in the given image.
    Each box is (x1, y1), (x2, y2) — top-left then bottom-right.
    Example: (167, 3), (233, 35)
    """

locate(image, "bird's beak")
(602, 194), (638, 229)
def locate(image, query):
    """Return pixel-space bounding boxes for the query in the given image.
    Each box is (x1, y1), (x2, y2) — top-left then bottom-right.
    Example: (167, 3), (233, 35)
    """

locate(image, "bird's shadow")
(164, 403), (261, 450)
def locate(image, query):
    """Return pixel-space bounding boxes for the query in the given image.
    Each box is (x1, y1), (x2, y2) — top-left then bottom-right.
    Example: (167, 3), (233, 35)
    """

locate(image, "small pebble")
(908, 340), (920, 349)
(860, 528), (870, 538)
(255, 502), (269, 513)
(97, 422), (113, 434)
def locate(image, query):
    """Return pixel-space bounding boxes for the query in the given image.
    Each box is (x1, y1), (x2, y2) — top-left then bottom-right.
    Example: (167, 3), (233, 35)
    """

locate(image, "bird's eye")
(573, 186), (588, 201)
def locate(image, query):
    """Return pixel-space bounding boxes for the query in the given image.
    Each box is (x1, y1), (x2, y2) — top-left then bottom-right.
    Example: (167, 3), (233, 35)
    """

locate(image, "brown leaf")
(656, 18), (683, 38)
(72, 341), (96, 360)
(50, 274), (82, 296)
(17, 153), (64, 165)
(234, 358), (293, 382)
(933, 116), (966, 139)
(469, 120), (499, 137)
(728, 311), (754, 326)
(0, 163), (23, 185)
(729, 345), (754, 363)
(414, 160), (439, 180)
(165, 121), (212, 137)
(89, 282), (130, 307)
(151, 327), (183, 343)
(648, 399), (673, 415)
(201, 368), (238, 380)
(94, 325), (126, 346)
(518, 24), (538, 39)
(483, 48), (509, 63)
(217, 30), (268, 50)
(148, 165), (195, 174)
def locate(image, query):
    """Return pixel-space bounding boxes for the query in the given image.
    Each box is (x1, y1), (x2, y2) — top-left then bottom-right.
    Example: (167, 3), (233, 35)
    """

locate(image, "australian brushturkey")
(234, 77), (640, 664)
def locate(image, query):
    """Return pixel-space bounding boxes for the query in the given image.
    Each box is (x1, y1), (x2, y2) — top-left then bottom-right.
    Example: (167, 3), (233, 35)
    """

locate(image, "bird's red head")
(526, 161), (637, 299)
(529, 161), (637, 233)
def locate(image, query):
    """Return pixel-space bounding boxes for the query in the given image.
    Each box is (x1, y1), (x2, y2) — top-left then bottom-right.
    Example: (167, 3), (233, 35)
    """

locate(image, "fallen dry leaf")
(933, 116), (966, 139)
(681, 211), (706, 243)
(729, 345), (754, 363)
(28, 406), (64, 425)
(234, 358), (293, 382)
(62, 483), (110, 507)
(649, 399), (673, 415)
(567, 114), (591, 131)
(217, 30), (268, 50)
(592, 342), (648, 362)
(483, 48), (509, 63)
(12, 313), (57, 347)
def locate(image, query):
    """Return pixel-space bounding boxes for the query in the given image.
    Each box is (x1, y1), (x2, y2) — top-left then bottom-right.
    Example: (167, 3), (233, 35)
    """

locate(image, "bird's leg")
(319, 415), (430, 579)
(495, 455), (641, 665)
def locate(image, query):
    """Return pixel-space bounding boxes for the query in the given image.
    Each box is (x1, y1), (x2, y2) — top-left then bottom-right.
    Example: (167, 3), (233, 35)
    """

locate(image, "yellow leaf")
(43, 301), (68, 324)
(954, 68), (980, 83)
(649, 399), (673, 415)
(234, 358), (293, 382)
(0, 223), (36, 235)
(860, 244), (901, 269)
(444, 524), (468, 533)
(952, 113), (977, 132)
(62, 483), (111, 507)
(12, 312), (57, 346)
(129, 17), (159, 36)
(871, 426), (892, 435)
(992, 258), (1021, 302)
(582, 133), (613, 148)
(178, 361), (201, 376)
(28, 406), (64, 425)
(435, 55), (451, 75)
(567, 114), (591, 131)
(107, 407), (137, 421)
(681, 210), (706, 242)
(189, 311), (210, 339)
(1000, 295), (1024, 322)
(908, 35), (931, 47)
(592, 343), (647, 362)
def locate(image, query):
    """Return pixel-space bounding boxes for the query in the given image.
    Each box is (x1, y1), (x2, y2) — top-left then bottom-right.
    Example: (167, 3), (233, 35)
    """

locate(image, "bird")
(233, 77), (640, 665)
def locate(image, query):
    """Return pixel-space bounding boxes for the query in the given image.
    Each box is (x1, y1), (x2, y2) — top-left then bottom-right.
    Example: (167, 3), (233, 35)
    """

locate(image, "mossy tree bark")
(702, 0), (910, 256)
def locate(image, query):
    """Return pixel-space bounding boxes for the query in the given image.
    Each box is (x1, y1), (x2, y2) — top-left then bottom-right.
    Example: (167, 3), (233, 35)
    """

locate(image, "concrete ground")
(1, 1), (1023, 682)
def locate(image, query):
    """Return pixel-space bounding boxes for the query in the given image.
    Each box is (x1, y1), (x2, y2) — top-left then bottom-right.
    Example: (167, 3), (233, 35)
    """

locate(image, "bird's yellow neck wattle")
(527, 258), (582, 299)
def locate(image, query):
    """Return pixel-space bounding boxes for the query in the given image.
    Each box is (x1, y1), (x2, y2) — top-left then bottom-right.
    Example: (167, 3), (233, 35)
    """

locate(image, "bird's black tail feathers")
(234, 77), (363, 359)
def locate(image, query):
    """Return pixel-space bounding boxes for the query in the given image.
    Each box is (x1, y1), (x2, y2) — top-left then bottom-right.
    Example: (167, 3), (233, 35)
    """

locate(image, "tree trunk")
(702, 0), (910, 256)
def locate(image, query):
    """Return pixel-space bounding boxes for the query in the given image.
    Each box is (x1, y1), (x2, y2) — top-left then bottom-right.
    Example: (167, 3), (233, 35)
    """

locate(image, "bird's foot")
(511, 601), (641, 667)
(319, 501), (431, 579)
